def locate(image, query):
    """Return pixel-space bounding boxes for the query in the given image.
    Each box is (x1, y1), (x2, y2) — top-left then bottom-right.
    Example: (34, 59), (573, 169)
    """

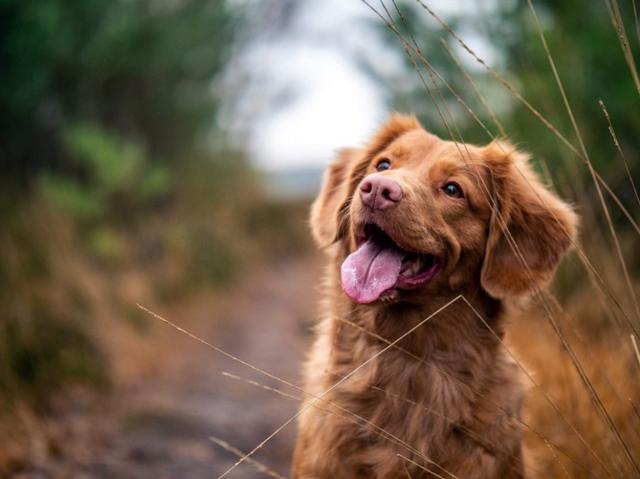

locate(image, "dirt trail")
(25, 257), (319, 478)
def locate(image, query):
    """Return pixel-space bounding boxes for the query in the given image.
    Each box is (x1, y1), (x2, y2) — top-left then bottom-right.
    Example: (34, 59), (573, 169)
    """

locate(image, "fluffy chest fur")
(292, 279), (526, 479)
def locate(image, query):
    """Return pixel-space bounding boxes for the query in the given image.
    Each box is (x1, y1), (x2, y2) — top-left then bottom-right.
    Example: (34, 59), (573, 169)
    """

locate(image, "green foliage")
(39, 123), (169, 260)
(0, 0), (248, 412)
(40, 175), (104, 221)
(65, 125), (146, 192)
(379, 1), (640, 187)
(0, 314), (107, 407)
(0, 205), (108, 408)
(0, 0), (240, 182)
(491, 1), (640, 172)
(42, 124), (169, 217)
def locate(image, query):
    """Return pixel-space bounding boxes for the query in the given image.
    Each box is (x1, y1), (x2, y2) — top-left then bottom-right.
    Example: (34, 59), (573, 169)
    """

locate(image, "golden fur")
(292, 114), (577, 478)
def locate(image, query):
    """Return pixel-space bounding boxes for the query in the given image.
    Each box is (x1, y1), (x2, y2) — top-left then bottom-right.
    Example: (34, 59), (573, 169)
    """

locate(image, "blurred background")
(1, 0), (639, 477)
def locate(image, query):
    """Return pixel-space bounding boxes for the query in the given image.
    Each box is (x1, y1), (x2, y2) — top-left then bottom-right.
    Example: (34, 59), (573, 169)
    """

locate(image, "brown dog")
(292, 114), (577, 478)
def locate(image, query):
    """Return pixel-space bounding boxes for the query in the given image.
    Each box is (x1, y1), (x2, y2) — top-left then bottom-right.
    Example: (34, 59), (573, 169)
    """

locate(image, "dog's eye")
(442, 182), (464, 198)
(376, 159), (391, 172)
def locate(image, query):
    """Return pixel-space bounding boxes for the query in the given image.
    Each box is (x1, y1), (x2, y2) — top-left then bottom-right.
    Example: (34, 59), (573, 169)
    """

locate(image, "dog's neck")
(327, 257), (505, 363)
(364, 293), (500, 359)
(324, 272), (509, 416)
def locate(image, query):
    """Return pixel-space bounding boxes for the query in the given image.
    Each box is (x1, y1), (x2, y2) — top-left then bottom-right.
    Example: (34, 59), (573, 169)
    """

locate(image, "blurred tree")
(0, 0), (240, 187)
(0, 0), (249, 409)
(371, 1), (640, 187)
(0, 0), (312, 417)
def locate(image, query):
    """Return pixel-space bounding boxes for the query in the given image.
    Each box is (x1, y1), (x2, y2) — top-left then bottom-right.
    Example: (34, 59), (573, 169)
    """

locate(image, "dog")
(291, 114), (577, 478)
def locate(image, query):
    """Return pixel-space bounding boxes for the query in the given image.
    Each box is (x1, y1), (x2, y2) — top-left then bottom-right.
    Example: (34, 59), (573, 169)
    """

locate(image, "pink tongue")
(341, 238), (405, 304)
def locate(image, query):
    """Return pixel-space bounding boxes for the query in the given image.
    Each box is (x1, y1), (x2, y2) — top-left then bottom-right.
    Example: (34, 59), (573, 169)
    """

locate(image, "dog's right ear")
(480, 143), (578, 298)
(309, 148), (357, 247)
(310, 113), (422, 247)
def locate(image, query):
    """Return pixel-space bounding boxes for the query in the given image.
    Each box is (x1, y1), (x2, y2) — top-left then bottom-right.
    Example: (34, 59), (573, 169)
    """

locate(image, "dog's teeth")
(401, 257), (421, 276)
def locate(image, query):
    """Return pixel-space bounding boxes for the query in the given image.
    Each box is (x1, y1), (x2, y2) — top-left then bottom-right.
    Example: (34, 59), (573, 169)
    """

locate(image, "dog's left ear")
(480, 143), (578, 298)
(310, 113), (422, 247)
(309, 148), (358, 247)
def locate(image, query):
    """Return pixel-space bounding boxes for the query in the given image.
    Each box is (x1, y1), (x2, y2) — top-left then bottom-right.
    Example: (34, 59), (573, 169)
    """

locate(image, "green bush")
(0, 314), (107, 408)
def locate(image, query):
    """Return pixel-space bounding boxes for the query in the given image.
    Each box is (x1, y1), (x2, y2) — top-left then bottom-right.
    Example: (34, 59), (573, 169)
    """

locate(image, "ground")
(17, 257), (319, 478)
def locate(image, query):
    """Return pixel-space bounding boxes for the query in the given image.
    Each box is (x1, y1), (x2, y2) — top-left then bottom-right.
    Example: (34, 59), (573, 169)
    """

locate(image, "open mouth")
(341, 223), (443, 304)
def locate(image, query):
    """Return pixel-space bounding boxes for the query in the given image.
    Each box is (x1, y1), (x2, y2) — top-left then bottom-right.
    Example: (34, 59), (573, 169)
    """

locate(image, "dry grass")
(181, 2), (640, 477)
(510, 294), (640, 478)
(364, 1), (640, 476)
(7, 1), (635, 477)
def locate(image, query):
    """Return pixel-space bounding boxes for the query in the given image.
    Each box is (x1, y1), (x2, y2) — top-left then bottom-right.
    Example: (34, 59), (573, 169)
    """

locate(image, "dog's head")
(310, 114), (578, 304)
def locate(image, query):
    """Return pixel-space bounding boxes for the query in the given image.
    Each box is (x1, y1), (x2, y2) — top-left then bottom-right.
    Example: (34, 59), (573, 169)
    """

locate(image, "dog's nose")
(359, 174), (403, 210)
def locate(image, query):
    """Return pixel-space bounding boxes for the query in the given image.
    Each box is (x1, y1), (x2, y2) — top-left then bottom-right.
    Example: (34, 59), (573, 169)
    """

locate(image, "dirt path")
(25, 257), (319, 478)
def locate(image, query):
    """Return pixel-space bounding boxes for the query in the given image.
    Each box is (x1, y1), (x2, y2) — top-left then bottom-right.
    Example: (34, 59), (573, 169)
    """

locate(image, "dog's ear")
(310, 113), (422, 247)
(310, 148), (358, 247)
(480, 143), (578, 298)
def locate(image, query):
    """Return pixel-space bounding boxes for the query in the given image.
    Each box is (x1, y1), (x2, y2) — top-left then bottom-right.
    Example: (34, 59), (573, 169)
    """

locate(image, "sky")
(231, 0), (497, 172)
(225, 0), (387, 172)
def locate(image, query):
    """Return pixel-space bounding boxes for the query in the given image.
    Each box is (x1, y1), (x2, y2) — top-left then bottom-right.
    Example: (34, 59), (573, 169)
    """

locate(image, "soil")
(16, 256), (320, 479)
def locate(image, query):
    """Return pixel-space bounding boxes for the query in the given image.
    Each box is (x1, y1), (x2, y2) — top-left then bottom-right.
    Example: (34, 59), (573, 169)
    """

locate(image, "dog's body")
(292, 115), (577, 479)
(293, 270), (526, 478)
